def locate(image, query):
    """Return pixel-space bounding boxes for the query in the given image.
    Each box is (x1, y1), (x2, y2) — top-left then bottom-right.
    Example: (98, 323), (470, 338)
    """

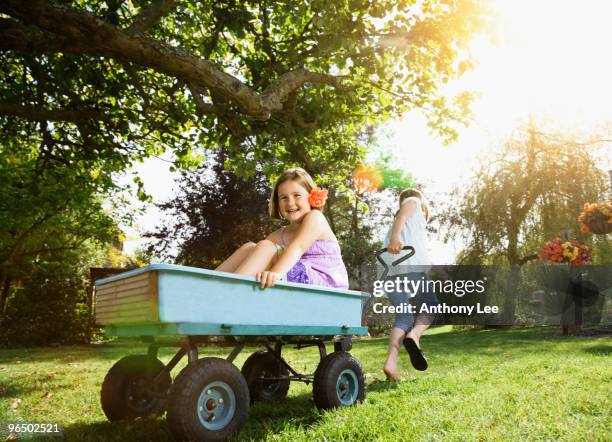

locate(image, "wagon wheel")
(100, 355), (171, 421)
(313, 351), (365, 410)
(242, 350), (290, 403)
(167, 357), (249, 442)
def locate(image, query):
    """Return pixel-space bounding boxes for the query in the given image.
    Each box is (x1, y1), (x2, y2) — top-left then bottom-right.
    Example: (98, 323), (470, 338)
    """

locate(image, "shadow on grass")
(377, 327), (604, 357)
(5, 326), (611, 362)
(0, 342), (247, 365)
(582, 344), (612, 356)
(0, 344), (139, 365)
(366, 379), (402, 393)
(238, 392), (323, 439)
(0, 380), (43, 399)
(0, 327), (562, 365)
(60, 417), (173, 442)
(56, 392), (321, 442)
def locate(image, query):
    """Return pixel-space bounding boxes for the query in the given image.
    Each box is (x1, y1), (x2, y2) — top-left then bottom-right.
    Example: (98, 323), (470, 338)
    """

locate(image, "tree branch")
(0, 18), (88, 54)
(0, 0), (342, 121)
(126, 0), (177, 35)
(124, 63), (152, 112)
(288, 142), (318, 174)
(0, 102), (106, 123)
(262, 68), (341, 113)
(2, 209), (63, 269)
(187, 82), (216, 116)
(282, 91), (319, 129)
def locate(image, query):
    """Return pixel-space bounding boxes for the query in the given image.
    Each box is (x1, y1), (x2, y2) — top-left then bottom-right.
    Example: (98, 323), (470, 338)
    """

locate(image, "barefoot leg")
(216, 242), (256, 272)
(234, 240), (278, 275)
(383, 327), (405, 381)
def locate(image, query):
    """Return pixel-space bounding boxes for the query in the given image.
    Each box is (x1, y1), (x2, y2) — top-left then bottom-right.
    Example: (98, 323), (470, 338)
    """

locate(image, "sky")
(122, 0), (612, 263)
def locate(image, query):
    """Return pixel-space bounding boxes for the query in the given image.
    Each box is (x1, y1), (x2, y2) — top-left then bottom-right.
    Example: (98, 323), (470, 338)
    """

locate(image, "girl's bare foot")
(383, 364), (401, 382)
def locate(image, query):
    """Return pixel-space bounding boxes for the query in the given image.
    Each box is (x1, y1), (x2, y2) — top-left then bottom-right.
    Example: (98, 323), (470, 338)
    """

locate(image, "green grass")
(1, 327), (610, 441)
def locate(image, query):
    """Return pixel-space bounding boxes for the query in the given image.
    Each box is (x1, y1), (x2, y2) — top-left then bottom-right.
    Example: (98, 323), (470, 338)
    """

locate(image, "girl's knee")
(240, 241), (256, 250)
(255, 239), (276, 250)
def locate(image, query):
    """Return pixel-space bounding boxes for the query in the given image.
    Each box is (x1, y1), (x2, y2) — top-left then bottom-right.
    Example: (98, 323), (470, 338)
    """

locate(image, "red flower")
(308, 187), (328, 208)
(538, 237), (591, 266)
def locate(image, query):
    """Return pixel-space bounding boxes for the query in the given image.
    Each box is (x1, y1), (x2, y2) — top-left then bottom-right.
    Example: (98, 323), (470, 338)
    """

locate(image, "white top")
(381, 197), (430, 275)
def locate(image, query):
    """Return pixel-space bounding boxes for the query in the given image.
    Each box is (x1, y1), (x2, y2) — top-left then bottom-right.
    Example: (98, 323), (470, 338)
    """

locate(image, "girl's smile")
(277, 180), (311, 223)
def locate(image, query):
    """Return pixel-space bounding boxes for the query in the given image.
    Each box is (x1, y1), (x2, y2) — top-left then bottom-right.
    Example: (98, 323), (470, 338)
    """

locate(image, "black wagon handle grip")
(375, 246), (416, 268)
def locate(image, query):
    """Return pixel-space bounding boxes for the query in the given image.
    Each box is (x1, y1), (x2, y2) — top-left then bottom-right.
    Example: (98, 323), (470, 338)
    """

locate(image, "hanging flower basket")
(538, 237), (591, 266)
(587, 213), (612, 234)
(578, 201), (612, 235)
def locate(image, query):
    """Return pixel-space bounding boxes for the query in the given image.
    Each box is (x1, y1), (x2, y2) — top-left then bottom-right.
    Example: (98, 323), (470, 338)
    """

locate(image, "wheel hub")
(336, 369), (359, 406)
(197, 381), (236, 431)
(127, 377), (154, 411)
(206, 398), (217, 410)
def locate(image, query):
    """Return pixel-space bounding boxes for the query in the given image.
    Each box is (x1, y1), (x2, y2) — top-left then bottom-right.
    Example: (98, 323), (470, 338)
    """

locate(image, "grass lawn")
(0, 326), (610, 441)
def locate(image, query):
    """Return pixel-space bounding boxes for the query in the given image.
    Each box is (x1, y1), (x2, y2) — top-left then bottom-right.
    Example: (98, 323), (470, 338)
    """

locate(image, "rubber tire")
(312, 351), (366, 411)
(242, 350), (290, 403)
(166, 357), (249, 442)
(100, 355), (171, 422)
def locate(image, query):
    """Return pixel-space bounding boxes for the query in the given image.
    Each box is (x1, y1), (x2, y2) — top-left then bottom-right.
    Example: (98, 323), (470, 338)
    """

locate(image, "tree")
(145, 150), (275, 267)
(0, 0), (489, 182)
(0, 143), (119, 316)
(0, 253), (92, 346)
(440, 123), (609, 323)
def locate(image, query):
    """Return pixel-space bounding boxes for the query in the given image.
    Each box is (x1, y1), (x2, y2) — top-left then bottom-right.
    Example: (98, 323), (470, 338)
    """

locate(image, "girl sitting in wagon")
(216, 168), (349, 289)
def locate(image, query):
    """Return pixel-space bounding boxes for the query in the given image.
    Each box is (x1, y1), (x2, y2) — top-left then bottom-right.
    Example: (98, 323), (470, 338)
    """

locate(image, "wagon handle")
(376, 246), (416, 267)
(376, 246), (416, 279)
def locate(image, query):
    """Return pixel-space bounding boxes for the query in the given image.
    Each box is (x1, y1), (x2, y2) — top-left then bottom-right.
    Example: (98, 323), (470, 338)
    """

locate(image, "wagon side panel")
(157, 271), (362, 328)
(95, 270), (159, 325)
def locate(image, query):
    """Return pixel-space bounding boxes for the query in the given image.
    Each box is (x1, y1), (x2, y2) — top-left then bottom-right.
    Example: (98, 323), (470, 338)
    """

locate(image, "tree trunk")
(502, 265), (520, 325)
(85, 282), (93, 344)
(0, 272), (12, 316)
(504, 227), (521, 325)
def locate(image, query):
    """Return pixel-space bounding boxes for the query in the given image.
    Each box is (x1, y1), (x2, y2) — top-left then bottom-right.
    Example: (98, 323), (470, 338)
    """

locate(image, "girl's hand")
(256, 271), (285, 288)
(388, 237), (403, 254)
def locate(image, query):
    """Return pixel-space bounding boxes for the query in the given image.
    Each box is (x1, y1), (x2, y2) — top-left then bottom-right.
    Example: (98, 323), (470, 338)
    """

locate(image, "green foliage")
(591, 235), (612, 264)
(0, 0), (491, 183)
(440, 123), (609, 324)
(441, 123), (609, 265)
(376, 154), (415, 191)
(0, 141), (125, 343)
(0, 261), (89, 346)
(145, 150), (275, 268)
(0, 145), (119, 303)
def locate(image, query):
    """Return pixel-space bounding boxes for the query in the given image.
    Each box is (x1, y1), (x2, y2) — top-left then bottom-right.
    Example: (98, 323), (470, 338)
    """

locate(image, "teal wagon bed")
(95, 264), (369, 441)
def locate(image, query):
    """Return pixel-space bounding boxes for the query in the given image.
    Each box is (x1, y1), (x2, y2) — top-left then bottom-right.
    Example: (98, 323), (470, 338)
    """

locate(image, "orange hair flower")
(308, 187), (328, 208)
(580, 225), (589, 234)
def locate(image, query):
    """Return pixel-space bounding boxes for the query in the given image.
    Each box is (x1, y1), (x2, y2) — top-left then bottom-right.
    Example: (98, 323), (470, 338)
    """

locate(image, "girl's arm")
(388, 200), (416, 254)
(258, 211), (328, 287)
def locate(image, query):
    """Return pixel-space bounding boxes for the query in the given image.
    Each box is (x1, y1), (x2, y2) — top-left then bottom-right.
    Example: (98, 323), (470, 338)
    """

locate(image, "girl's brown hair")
(398, 188), (430, 221)
(269, 168), (317, 219)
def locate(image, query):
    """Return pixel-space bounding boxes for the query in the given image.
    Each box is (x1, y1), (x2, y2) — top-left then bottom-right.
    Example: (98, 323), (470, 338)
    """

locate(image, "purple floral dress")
(280, 228), (349, 289)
